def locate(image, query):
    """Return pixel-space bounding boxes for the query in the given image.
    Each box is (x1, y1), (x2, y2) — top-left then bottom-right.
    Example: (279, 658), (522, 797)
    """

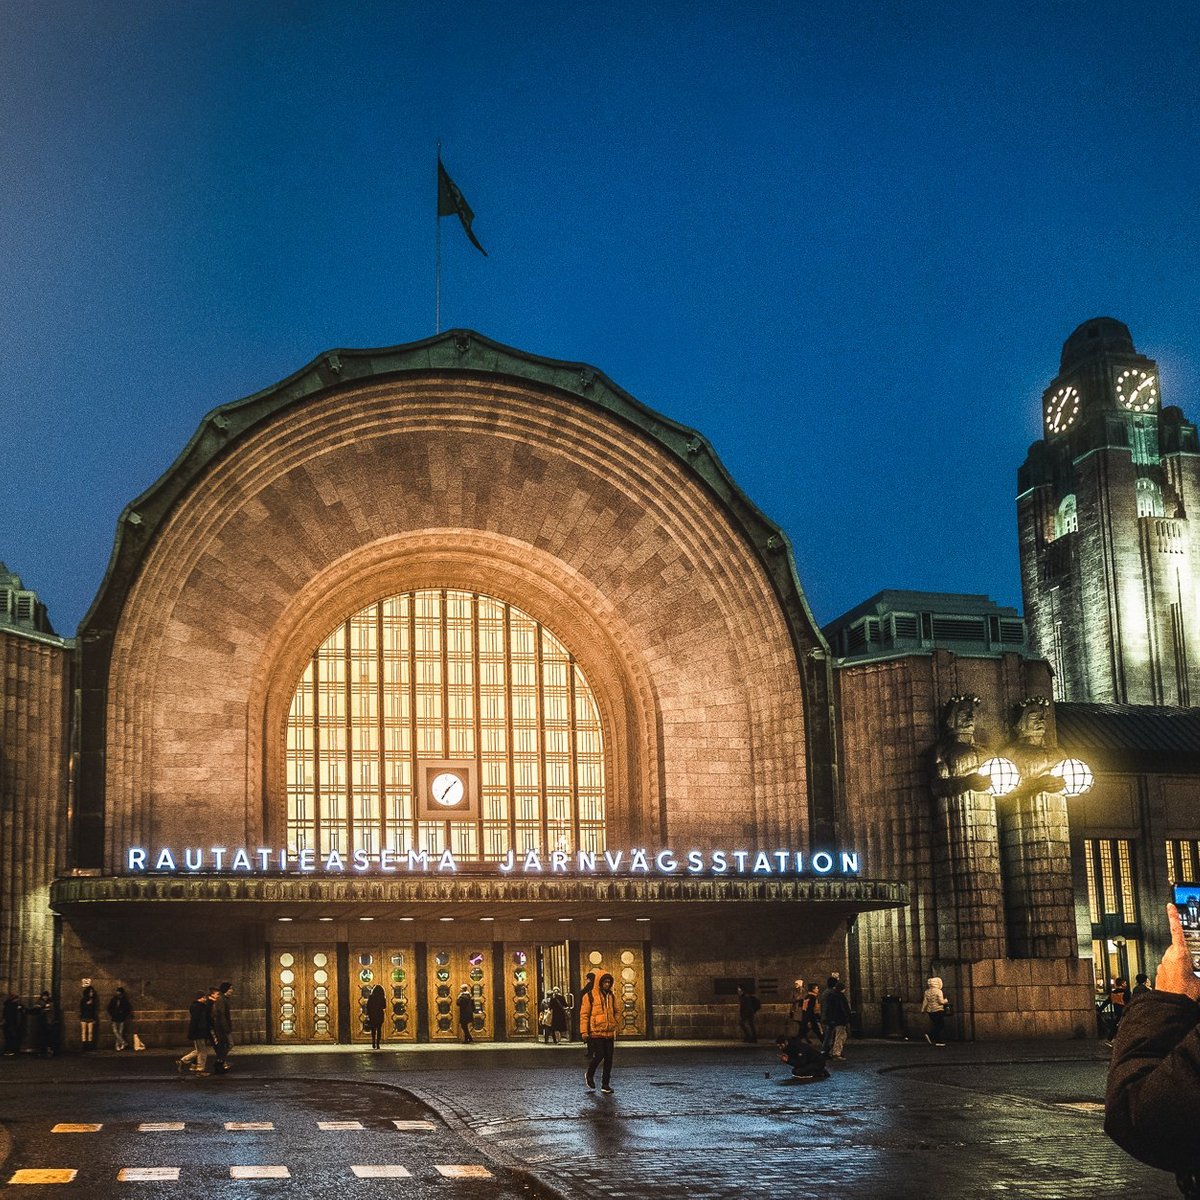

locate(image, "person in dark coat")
(798, 983), (824, 1043)
(775, 1034), (829, 1081)
(176, 990), (214, 1075)
(821, 979), (852, 1060)
(211, 983), (233, 1073)
(1132, 973), (1153, 996)
(456, 985), (476, 1043)
(107, 987), (133, 1051)
(3, 994), (25, 1056)
(547, 988), (568, 1044)
(33, 992), (61, 1057)
(1106, 903), (1200, 1199)
(79, 985), (99, 1049)
(366, 984), (386, 1050)
(736, 985), (761, 1043)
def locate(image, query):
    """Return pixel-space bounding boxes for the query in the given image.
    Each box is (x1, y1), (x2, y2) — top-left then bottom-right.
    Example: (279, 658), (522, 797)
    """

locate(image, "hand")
(1154, 903), (1200, 1001)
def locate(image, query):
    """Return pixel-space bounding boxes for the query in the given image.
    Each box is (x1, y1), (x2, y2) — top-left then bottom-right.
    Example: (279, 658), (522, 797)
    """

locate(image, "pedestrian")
(921, 976), (949, 1046)
(1110, 976), (1132, 1032)
(34, 991), (61, 1057)
(799, 983), (824, 1043)
(736, 985), (761, 1043)
(787, 978), (805, 1034)
(365, 984), (386, 1050)
(456, 985), (475, 1043)
(548, 988), (568, 1044)
(577, 971), (596, 1049)
(211, 982), (233, 1073)
(107, 987), (133, 1051)
(1132, 973), (1153, 996)
(539, 992), (554, 1043)
(176, 990), (214, 1076)
(821, 979), (852, 1060)
(582, 971), (618, 1093)
(1106, 903), (1200, 1197)
(79, 985), (98, 1050)
(775, 1033), (829, 1082)
(2, 994), (23, 1056)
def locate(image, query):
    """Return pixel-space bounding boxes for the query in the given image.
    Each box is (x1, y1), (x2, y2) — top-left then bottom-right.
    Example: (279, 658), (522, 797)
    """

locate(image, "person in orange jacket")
(581, 972), (618, 1094)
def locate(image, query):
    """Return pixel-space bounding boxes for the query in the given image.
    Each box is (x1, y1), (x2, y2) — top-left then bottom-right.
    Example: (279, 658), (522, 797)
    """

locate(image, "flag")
(437, 158), (488, 256)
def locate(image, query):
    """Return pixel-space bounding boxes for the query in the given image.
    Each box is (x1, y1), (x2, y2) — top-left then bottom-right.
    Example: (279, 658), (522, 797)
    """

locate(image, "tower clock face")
(1045, 385), (1080, 434)
(1115, 367), (1158, 412)
(430, 771), (466, 807)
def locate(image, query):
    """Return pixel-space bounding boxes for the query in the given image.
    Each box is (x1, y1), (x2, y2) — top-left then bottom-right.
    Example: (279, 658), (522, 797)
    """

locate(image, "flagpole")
(435, 141), (442, 334)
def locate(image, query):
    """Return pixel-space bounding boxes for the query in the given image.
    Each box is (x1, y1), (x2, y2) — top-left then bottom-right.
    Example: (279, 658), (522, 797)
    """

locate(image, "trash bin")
(881, 994), (905, 1039)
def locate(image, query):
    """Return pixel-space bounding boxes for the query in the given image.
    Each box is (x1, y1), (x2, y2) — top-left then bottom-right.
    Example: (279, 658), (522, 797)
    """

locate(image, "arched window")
(1054, 494), (1078, 538)
(1136, 478), (1164, 519)
(285, 589), (606, 861)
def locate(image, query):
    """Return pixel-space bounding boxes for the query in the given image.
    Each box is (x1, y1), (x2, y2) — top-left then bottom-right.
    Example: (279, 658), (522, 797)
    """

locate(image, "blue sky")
(3, 1), (1199, 634)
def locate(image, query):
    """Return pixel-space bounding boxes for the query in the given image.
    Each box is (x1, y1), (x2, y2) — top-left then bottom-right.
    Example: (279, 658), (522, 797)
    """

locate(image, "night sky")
(3, 1), (1199, 637)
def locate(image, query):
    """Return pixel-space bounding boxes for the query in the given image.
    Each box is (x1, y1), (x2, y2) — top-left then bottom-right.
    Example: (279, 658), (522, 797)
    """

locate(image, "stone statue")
(1004, 697), (1066, 799)
(931, 695), (991, 798)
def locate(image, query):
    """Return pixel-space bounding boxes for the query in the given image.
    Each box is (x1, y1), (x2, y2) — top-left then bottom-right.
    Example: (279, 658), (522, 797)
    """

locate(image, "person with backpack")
(737, 985), (761, 1043)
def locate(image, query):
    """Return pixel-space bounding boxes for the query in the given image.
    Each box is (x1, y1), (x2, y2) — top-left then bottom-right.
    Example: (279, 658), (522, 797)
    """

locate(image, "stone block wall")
(0, 629), (69, 1002)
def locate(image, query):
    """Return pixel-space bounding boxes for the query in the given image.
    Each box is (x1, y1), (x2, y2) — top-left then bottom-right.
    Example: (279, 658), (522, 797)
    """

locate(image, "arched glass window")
(1136, 478), (1164, 519)
(1054, 494), (1078, 538)
(285, 590), (606, 861)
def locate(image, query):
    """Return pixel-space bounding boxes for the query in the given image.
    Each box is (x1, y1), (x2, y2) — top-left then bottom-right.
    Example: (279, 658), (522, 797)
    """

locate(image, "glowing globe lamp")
(979, 756), (1020, 797)
(1050, 758), (1094, 797)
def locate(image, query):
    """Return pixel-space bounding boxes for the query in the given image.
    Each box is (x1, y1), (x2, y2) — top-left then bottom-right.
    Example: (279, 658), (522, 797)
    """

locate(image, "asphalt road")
(0, 1075), (545, 1198)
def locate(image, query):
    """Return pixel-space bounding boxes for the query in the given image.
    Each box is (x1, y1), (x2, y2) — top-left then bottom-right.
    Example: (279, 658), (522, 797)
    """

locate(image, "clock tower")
(1018, 317), (1200, 704)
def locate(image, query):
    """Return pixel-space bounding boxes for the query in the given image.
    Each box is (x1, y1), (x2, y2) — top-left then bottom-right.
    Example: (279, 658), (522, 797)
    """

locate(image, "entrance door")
(581, 941), (646, 1036)
(271, 945), (338, 1043)
(349, 945), (417, 1044)
(503, 945), (536, 1039)
(427, 945), (494, 1042)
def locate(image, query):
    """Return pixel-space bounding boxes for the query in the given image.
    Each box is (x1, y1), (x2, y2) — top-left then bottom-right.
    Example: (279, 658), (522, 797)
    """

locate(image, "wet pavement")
(0, 1038), (1182, 1198)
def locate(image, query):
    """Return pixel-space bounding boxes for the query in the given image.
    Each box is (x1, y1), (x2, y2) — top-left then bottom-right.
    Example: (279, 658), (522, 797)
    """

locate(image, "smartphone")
(1174, 884), (1200, 976)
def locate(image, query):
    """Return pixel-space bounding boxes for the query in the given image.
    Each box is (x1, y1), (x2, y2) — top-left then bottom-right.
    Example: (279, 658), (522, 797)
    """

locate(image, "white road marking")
(435, 1164), (494, 1178)
(50, 1123), (101, 1133)
(391, 1119), (436, 1130)
(224, 1122), (275, 1131)
(351, 1165), (413, 1178)
(138, 1122), (185, 1132)
(9, 1170), (78, 1184)
(118, 1167), (181, 1181)
(230, 1165), (290, 1179)
(318, 1120), (364, 1130)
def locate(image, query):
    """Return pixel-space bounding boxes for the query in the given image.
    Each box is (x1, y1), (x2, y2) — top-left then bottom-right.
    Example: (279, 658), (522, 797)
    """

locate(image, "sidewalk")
(0, 1037), (1180, 1198)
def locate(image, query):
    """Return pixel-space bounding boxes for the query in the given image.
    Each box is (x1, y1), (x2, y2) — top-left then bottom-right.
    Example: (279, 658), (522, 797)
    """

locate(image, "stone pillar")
(999, 790), (1076, 959)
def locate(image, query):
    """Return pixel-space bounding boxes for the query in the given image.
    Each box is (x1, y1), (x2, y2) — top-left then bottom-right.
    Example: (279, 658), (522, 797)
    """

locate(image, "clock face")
(1045, 385), (1080, 434)
(430, 771), (465, 807)
(1115, 367), (1158, 412)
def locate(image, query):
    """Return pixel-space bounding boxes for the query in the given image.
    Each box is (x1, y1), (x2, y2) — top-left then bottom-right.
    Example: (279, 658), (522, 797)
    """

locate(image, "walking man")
(176, 990), (214, 1076)
(582, 972), (618, 1093)
(456, 985), (475, 1043)
(211, 982), (233, 1074)
(736, 985), (761, 1043)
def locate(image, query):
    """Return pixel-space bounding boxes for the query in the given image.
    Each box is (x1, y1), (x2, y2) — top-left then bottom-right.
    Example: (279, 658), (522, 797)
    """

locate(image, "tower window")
(1136, 478), (1164, 519)
(1054, 494), (1078, 538)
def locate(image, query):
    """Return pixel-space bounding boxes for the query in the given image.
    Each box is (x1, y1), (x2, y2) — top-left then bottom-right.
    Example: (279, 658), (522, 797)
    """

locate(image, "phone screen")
(1174, 884), (1200, 977)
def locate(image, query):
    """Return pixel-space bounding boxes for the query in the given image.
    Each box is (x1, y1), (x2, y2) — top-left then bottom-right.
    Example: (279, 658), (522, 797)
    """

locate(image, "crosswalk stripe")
(230, 1165), (290, 1179)
(8, 1169), (78, 1183)
(435, 1165), (494, 1178)
(391, 1119), (436, 1130)
(138, 1122), (185, 1132)
(50, 1123), (101, 1133)
(318, 1120), (364, 1130)
(351, 1165), (413, 1178)
(118, 1168), (181, 1181)
(224, 1122), (274, 1131)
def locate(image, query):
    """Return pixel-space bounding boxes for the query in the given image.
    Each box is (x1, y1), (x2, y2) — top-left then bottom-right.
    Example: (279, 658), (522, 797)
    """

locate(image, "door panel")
(581, 941), (646, 1036)
(349, 945), (417, 1043)
(427, 945), (494, 1041)
(504, 945), (536, 1039)
(271, 945), (338, 1043)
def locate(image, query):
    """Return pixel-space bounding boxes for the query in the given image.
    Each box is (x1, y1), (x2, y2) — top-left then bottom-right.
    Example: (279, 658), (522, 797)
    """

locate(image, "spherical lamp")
(979, 756), (1020, 797)
(1050, 758), (1094, 796)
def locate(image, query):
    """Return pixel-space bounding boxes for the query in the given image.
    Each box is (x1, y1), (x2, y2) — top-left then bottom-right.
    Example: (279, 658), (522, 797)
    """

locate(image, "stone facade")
(1018, 317), (1200, 705)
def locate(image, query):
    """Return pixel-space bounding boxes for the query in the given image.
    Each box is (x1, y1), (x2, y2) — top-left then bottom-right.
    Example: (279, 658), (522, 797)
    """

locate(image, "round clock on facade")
(1115, 368), (1158, 412)
(1045, 385), (1080, 433)
(430, 770), (466, 807)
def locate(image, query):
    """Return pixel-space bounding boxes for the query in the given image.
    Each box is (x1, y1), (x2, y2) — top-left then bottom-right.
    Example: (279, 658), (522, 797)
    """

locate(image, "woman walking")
(581, 972), (618, 1094)
(365, 984), (386, 1050)
(921, 976), (949, 1045)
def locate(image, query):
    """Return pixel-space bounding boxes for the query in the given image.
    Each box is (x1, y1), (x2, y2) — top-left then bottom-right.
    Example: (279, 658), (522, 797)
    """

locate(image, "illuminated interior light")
(359, 916), (374, 922)
(439, 917), (454, 922)
(979, 756), (1020, 797)
(277, 917), (293, 922)
(519, 917), (534, 922)
(1050, 758), (1095, 796)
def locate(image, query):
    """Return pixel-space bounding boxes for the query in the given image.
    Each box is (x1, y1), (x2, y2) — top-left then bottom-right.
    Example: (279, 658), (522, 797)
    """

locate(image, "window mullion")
(535, 624), (548, 854)
(312, 654), (321, 857)
(503, 604), (516, 851)
(343, 621), (352, 855)
(376, 602), (385, 858)
(471, 594), (484, 854)
(568, 655), (580, 853)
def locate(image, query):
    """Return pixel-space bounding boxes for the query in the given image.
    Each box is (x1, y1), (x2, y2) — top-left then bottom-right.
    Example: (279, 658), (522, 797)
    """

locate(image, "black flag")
(437, 158), (488, 256)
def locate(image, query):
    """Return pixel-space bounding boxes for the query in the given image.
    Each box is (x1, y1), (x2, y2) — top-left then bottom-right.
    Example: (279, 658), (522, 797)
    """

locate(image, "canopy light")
(979, 756), (1020, 797)
(1050, 758), (1094, 796)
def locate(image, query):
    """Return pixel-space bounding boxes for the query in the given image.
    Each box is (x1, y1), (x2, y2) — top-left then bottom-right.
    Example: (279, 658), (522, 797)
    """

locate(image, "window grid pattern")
(1167, 839), (1200, 884)
(1085, 838), (1137, 922)
(285, 589), (606, 860)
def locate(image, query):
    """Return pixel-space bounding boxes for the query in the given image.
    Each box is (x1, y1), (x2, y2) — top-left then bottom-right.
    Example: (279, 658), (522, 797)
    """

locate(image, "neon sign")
(123, 846), (862, 877)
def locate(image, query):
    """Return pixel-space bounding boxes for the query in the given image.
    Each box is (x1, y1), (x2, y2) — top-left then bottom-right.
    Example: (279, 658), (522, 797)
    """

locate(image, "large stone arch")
(80, 332), (831, 870)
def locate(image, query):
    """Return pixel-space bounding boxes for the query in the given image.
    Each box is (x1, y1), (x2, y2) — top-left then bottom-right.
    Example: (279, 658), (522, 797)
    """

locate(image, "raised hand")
(1154, 903), (1200, 1001)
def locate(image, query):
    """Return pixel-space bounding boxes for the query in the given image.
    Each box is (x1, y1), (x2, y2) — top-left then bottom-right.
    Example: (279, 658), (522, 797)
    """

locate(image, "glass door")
(272, 945), (337, 1043)
(426, 945), (494, 1042)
